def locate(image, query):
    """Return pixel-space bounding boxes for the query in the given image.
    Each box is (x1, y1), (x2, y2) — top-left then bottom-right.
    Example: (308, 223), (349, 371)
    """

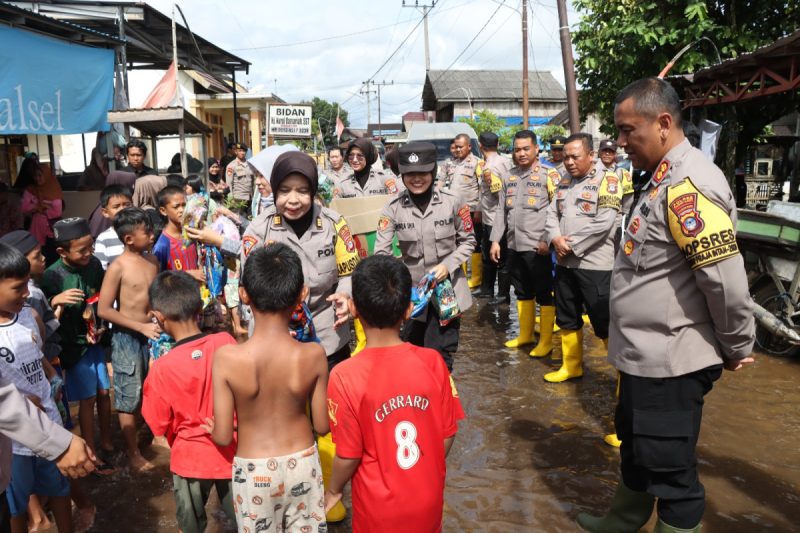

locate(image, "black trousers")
(471, 212), (482, 253)
(402, 308), (460, 371)
(327, 344), (351, 372)
(554, 266), (610, 337)
(481, 224), (507, 270)
(0, 492), (9, 533)
(508, 249), (553, 304)
(616, 365), (723, 528)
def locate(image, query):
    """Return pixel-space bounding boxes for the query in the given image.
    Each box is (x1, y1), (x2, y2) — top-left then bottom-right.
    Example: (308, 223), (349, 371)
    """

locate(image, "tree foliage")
(572, 0), (800, 178)
(298, 97), (350, 149)
(460, 110), (569, 151)
(573, 0), (799, 128)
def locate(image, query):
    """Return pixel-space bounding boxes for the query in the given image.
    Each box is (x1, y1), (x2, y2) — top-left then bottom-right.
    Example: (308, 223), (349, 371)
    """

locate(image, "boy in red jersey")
(325, 255), (465, 532)
(151, 186), (204, 282)
(142, 271), (237, 533)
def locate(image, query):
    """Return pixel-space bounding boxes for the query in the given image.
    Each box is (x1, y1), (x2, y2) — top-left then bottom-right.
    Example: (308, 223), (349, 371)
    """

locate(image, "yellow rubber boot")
(530, 305), (555, 357)
(317, 432), (347, 522)
(467, 252), (483, 289)
(535, 314), (560, 333)
(604, 372), (622, 447)
(544, 328), (584, 382)
(505, 299), (536, 348)
(352, 318), (367, 356)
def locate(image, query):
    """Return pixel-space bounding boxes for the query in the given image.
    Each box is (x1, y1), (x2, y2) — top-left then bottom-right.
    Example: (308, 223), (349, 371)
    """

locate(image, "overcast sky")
(135, 0), (580, 128)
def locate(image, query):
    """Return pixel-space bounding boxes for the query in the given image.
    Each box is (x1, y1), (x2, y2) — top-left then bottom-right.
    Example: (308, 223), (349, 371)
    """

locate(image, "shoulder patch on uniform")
(336, 218), (355, 252)
(458, 204), (473, 232)
(378, 215), (391, 231)
(598, 173), (622, 210)
(385, 177), (397, 193)
(273, 215), (282, 226)
(667, 177), (739, 270)
(653, 160), (670, 185)
(226, 167), (233, 177)
(242, 235), (257, 257)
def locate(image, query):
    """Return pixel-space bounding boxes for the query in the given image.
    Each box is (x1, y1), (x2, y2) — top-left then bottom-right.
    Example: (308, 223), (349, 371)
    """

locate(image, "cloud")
(140, 0), (578, 126)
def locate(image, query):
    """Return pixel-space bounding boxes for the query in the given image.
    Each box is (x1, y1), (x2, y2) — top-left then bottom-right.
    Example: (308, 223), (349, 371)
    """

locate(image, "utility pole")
(360, 81), (377, 135)
(557, 0), (580, 134)
(403, 0), (436, 71)
(521, 0), (529, 129)
(370, 80), (394, 141)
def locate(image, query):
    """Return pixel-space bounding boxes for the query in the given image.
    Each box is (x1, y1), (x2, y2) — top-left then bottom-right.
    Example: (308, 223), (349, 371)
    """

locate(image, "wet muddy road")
(67, 298), (799, 532)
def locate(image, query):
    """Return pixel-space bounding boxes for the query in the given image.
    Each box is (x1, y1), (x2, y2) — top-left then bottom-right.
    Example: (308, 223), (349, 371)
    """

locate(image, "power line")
(430, 0), (506, 85)
(462, 1), (519, 64)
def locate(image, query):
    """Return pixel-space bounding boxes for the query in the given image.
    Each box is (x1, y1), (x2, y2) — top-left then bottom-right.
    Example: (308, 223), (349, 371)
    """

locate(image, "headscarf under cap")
(346, 138), (378, 168)
(270, 151), (319, 198)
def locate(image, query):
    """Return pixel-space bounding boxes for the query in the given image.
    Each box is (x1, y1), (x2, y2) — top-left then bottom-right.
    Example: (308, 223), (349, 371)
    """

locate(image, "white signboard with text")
(268, 104), (312, 138)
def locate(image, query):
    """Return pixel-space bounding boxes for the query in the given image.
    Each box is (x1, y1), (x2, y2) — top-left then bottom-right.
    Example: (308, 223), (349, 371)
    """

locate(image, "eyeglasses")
(348, 153), (365, 161)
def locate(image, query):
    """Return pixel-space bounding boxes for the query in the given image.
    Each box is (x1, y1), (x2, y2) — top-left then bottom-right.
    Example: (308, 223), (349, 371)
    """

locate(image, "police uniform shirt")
(609, 139), (754, 378)
(491, 161), (560, 252)
(374, 188), (476, 320)
(326, 165), (352, 183)
(226, 158), (255, 201)
(332, 168), (399, 199)
(545, 166), (624, 270)
(240, 203), (360, 355)
(440, 154), (483, 211)
(478, 152), (512, 229)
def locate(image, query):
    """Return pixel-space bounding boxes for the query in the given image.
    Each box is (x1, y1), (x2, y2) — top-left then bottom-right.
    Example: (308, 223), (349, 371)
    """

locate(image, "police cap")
(398, 141), (437, 174)
(599, 139), (617, 152)
(549, 136), (567, 150)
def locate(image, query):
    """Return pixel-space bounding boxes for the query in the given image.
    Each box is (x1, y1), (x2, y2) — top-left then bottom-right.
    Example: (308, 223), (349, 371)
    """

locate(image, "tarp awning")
(0, 24), (114, 134)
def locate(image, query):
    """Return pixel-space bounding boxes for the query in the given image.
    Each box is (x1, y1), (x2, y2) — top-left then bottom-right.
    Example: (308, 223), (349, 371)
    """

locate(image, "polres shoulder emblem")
(669, 192), (704, 237)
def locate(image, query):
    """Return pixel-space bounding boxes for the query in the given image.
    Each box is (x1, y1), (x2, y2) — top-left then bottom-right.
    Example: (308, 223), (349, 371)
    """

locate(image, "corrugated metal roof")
(0, 2), (123, 46)
(107, 106), (211, 136)
(422, 69), (566, 110)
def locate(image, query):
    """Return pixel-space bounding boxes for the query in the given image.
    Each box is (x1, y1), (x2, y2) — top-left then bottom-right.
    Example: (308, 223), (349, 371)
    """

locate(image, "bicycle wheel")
(755, 293), (800, 357)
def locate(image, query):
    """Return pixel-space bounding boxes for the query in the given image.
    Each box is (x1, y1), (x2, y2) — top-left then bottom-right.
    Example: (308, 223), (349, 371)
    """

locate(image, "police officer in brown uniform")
(375, 141), (476, 370)
(441, 133), (484, 290)
(490, 130), (560, 356)
(332, 138), (398, 198)
(544, 133), (623, 383)
(225, 142), (255, 212)
(578, 78), (755, 533)
(473, 131), (512, 302)
(325, 146), (351, 183)
(548, 135), (568, 180)
(239, 151), (360, 368)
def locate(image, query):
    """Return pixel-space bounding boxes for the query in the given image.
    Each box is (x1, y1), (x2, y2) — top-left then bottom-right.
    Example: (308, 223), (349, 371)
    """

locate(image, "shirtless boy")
(208, 243), (329, 533)
(98, 207), (159, 472)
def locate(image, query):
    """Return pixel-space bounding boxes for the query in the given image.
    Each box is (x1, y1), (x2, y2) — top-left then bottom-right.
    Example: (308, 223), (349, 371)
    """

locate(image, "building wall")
(452, 101), (566, 119)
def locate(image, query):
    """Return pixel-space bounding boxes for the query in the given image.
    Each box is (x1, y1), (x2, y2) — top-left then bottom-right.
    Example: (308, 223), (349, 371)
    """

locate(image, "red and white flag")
(142, 60), (180, 108)
(335, 106), (344, 144)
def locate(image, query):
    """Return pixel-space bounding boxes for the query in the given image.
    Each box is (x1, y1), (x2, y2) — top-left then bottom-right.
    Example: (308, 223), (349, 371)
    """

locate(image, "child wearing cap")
(40, 217), (115, 471)
(374, 141), (476, 371)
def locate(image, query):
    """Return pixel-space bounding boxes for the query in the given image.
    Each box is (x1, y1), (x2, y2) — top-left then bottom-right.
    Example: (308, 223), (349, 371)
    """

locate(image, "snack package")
(148, 333), (175, 361)
(182, 193), (208, 248)
(83, 294), (105, 344)
(289, 302), (319, 343)
(432, 278), (461, 326)
(410, 273), (437, 319)
(203, 245), (227, 299)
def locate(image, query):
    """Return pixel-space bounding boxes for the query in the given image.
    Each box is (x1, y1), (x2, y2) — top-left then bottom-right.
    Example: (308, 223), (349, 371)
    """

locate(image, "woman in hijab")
(78, 147), (109, 191)
(330, 138), (398, 199)
(239, 151), (358, 522)
(207, 157), (228, 201)
(17, 157), (63, 247)
(132, 174), (167, 210)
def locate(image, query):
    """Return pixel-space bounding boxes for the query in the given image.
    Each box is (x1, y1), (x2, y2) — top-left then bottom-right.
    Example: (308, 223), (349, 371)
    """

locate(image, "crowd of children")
(0, 146), (468, 532)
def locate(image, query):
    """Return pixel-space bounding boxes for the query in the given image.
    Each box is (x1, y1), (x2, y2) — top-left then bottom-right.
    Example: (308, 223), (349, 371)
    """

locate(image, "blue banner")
(0, 25), (114, 135)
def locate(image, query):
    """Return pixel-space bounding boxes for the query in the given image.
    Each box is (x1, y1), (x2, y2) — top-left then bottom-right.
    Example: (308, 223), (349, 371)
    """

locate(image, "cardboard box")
(329, 194), (399, 256)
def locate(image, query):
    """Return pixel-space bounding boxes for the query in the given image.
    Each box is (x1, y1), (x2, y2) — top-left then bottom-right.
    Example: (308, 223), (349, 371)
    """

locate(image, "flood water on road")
(69, 297), (799, 532)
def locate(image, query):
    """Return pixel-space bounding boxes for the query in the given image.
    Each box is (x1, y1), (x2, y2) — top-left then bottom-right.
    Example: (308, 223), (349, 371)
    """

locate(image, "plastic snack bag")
(182, 193), (208, 248)
(432, 278), (461, 326)
(410, 273), (437, 319)
(289, 302), (320, 343)
(149, 333), (175, 361)
(83, 294), (105, 344)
